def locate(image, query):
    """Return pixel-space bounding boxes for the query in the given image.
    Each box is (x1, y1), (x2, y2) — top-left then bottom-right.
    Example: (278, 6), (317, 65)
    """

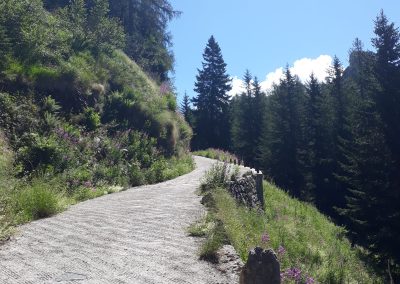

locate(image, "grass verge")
(193, 162), (383, 283)
(193, 148), (238, 162)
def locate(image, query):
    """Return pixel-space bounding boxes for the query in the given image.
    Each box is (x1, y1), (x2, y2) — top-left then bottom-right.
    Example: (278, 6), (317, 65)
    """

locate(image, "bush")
(129, 163), (145, 186)
(84, 107), (101, 131)
(200, 162), (232, 192)
(16, 133), (67, 175)
(12, 182), (60, 222)
(146, 158), (167, 183)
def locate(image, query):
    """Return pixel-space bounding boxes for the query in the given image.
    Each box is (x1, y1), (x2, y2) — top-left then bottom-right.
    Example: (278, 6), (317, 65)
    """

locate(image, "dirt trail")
(0, 156), (231, 284)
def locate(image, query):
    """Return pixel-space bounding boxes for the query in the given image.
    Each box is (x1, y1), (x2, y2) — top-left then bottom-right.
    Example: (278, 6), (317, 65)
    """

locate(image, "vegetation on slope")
(193, 148), (238, 163)
(193, 162), (382, 283)
(0, 0), (193, 241)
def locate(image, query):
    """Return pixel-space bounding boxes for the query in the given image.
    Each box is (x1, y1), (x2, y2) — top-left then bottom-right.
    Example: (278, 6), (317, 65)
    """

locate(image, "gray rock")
(240, 247), (281, 284)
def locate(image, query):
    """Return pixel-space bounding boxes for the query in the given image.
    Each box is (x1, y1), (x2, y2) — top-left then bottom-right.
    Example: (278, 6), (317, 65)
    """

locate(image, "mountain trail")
(0, 156), (231, 284)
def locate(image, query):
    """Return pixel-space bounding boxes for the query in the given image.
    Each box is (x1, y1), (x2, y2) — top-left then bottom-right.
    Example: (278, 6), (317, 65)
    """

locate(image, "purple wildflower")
(261, 232), (270, 243)
(306, 276), (315, 284)
(83, 181), (92, 188)
(278, 245), (286, 256)
(284, 267), (302, 281)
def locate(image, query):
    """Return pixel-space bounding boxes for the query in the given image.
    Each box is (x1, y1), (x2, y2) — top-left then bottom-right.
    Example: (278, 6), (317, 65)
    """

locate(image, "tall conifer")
(192, 36), (231, 150)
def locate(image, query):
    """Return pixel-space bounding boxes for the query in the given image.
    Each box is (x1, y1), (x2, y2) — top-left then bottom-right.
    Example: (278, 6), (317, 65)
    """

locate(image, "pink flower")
(261, 232), (270, 243)
(278, 245), (286, 256)
(83, 181), (93, 188)
(306, 276), (315, 284)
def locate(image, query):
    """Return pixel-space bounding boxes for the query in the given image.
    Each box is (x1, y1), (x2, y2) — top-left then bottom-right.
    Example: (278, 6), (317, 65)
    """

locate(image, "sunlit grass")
(194, 161), (382, 283)
(193, 148), (238, 162)
(211, 182), (382, 283)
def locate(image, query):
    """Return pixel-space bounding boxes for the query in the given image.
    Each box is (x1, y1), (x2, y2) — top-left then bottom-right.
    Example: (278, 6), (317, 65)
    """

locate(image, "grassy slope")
(0, 136), (194, 243)
(196, 169), (382, 283)
(0, 132), (15, 241)
(193, 148), (238, 162)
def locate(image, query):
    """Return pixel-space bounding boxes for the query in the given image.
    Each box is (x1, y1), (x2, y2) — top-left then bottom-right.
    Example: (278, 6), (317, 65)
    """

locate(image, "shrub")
(164, 93), (177, 111)
(146, 158), (167, 183)
(28, 65), (59, 83)
(16, 133), (67, 175)
(41, 96), (61, 114)
(200, 162), (231, 192)
(129, 163), (145, 186)
(12, 182), (60, 222)
(84, 107), (101, 131)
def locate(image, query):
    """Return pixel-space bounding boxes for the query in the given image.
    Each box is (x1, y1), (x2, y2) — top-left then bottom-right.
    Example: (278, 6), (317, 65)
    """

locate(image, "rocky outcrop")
(240, 247), (281, 284)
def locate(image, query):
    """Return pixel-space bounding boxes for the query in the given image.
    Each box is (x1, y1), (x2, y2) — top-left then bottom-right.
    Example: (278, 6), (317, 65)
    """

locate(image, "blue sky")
(168, 0), (400, 102)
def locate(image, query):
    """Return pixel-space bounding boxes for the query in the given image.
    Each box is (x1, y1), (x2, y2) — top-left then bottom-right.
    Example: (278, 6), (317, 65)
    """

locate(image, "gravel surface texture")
(0, 156), (232, 284)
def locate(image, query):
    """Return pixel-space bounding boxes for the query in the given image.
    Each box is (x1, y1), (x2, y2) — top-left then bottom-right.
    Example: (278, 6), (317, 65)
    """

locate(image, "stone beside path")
(0, 156), (232, 284)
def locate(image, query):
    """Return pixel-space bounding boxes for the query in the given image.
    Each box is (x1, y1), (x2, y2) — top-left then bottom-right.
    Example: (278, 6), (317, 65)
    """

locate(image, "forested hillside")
(0, 0), (192, 240)
(187, 11), (400, 279)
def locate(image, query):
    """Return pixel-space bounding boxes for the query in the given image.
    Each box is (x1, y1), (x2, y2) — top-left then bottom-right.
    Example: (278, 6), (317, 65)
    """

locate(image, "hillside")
(0, 0), (193, 241)
(194, 160), (382, 283)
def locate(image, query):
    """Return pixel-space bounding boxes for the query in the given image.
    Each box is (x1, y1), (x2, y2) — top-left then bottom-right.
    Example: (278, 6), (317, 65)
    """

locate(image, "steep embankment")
(0, 0), (193, 244)
(0, 157), (230, 284)
(194, 156), (382, 283)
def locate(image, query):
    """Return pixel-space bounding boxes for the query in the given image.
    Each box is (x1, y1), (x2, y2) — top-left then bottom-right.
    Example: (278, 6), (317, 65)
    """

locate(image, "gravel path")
(0, 156), (231, 284)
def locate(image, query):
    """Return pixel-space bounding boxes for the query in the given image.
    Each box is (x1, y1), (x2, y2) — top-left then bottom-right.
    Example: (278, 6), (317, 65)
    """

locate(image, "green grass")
(194, 162), (383, 283)
(10, 181), (62, 223)
(0, 132), (14, 243)
(193, 148), (238, 162)
(1, 130), (195, 244)
(0, 155), (194, 244)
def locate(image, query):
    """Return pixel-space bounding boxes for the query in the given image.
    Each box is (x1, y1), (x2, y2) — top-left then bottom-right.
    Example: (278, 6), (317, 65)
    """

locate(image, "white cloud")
(228, 76), (246, 97)
(229, 55), (333, 96)
(290, 55), (332, 82)
(260, 67), (284, 91)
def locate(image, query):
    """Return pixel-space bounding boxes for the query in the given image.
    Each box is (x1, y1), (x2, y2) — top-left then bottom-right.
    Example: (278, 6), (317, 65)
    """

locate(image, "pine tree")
(371, 11), (400, 267)
(0, 22), (11, 66)
(251, 76), (266, 169)
(259, 68), (305, 196)
(180, 92), (192, 125)
(192, 36), (232, 150)
(321, 56), (348, 216)
(108, 0), (180, 81)
(338, 38), (399, 267)
(231, 70), (254, 164)
(301, 73), (323, 202)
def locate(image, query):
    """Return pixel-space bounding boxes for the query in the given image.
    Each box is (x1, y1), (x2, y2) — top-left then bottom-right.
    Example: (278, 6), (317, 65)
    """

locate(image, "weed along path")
(0, 156), (231, 284)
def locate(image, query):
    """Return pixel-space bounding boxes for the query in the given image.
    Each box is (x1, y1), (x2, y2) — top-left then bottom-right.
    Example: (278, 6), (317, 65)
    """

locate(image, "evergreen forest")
(186, 11), (400, 279)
